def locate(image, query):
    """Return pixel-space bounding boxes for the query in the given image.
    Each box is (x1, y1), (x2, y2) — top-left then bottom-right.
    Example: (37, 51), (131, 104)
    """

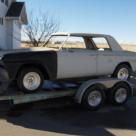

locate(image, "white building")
(0, 0), (27, 50)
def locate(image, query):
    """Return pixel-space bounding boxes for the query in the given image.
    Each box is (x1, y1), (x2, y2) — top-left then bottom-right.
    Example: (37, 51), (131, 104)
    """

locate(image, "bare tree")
(23, 12), (59, 47)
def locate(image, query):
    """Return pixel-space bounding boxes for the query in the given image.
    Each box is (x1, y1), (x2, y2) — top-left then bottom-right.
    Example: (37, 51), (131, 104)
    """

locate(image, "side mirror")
(98, 48), (104, 51)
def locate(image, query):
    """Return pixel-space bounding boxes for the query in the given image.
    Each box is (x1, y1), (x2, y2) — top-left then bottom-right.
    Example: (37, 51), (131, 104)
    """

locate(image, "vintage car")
(1, 32), (136, 92)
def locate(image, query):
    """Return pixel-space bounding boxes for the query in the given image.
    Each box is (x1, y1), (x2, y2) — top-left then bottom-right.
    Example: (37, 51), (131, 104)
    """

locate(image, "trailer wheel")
(17, 68), (44, 93)
(82, 85), (105, 111)
(109, 82), (130, 106)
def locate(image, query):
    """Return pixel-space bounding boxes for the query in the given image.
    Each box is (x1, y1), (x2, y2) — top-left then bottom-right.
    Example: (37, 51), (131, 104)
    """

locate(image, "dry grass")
(21, 42), (136, 52)
(121, 44), (136, 52)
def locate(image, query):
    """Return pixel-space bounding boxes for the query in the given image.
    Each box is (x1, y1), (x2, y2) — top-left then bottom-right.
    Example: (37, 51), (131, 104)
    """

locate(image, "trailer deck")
(0, 88), (76, 104)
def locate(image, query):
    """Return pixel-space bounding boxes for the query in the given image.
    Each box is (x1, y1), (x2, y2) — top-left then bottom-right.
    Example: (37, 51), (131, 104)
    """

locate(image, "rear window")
(92, 37), (111, 51)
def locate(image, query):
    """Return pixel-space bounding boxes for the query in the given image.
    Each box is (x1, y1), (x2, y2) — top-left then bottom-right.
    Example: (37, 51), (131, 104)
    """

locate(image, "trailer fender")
(75, 78), (132, 104)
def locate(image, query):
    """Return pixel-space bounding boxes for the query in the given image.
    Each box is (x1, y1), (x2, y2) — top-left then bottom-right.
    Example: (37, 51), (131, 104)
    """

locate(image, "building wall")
(0, 0), (8, 49)
(12, 20), (21, 49)
(6, 19), (13, 49)
(6, 18), (21, 49)
(0, 0), (20, 50)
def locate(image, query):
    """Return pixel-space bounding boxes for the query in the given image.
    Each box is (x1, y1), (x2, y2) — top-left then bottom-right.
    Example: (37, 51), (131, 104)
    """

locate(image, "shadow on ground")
(0, 79), (136, 136)
(0, 97), (136, 136)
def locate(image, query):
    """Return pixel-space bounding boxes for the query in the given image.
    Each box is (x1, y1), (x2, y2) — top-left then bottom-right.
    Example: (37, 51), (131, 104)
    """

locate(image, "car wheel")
(0, 67), (9, 95)
(17, 67), (44, 93)
(82, 85), (105, 111)
(113, 64), (131, 80)
(109, 82), (131, 106)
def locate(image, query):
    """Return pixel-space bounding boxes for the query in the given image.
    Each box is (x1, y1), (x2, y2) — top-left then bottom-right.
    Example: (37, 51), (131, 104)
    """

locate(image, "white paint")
(51, 33), (136, 79)
(0, 0), (26, 50)
(97, 50), (136, 75)
(0, 1), (8, 49)
(96, 50), (118, 75)
(12, 20), (21, 49)
(57, 48), (136, 79)
(57, 49), (97, 79)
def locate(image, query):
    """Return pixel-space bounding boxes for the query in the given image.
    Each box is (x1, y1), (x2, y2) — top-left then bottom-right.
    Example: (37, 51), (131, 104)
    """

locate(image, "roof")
(51, 32), (122, 51)
(51, 32), (110, 37)
(6, 2), (24, 17)
(5, 2), (28, 24)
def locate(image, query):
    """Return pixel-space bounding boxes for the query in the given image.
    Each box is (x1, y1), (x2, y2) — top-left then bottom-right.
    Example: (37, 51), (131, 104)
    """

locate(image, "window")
(46, 36), (86, 49)
(5, 0), (8, 6)
(92, 37), (111, 51)
(0, 18), (3, 25)
(46, 36), (67, 49)
(64, 36), (86, 49)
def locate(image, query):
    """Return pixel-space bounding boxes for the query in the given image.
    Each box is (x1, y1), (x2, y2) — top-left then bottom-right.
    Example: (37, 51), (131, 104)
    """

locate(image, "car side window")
(46, 36), (67, 49)
(92, 37), (111, 51)
(64, 36), (86, 49)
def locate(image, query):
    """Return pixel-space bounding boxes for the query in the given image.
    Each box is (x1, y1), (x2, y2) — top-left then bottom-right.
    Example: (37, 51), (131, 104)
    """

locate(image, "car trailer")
(0, 78), (135, 111)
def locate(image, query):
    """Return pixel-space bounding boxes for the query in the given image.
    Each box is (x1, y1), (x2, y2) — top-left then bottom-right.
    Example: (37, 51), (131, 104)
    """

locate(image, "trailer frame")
(0, 78), (135, 111)
(0, 89), (76, 105)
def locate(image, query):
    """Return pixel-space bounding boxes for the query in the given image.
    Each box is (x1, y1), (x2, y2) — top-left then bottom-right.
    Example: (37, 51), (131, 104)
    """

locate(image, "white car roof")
(51, 32), (122, 51)
(51, 32), (110, 37)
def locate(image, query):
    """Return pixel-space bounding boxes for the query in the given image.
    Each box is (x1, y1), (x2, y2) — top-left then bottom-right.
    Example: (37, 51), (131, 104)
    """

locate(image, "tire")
(17, 67), (44, 93)
(82, 85), (105, 111)
(113, 64), (131, 80)
(108, 82), (131, 106)
(0, 67), (9, 95)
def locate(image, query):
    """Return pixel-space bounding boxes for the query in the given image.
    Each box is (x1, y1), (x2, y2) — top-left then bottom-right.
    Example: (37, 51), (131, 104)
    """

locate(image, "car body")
(1, 32), (136, 92)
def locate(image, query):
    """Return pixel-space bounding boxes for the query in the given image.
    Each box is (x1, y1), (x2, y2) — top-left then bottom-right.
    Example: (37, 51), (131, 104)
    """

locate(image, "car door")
(92, 37), (117, 75)
(57, 49), (97, 79)
(97, 50), (117, 75)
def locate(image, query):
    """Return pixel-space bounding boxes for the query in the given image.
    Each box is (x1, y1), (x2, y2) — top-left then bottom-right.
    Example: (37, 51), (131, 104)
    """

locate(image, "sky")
(19, 0), (136, 44)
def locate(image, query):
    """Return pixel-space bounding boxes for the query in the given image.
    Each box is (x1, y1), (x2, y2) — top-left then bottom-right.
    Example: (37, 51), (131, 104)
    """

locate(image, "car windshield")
(45, 35), (68, 49)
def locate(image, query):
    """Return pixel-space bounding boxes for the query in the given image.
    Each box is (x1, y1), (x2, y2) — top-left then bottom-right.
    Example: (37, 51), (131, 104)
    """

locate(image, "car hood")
(0, 47), (58, 58)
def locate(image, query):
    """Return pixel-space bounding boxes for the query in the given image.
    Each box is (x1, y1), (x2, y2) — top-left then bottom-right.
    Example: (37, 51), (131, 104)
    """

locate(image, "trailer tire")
(17, 67), (44, 93)
(109, 82), (130, 106)
(82, 85), (105, 111)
